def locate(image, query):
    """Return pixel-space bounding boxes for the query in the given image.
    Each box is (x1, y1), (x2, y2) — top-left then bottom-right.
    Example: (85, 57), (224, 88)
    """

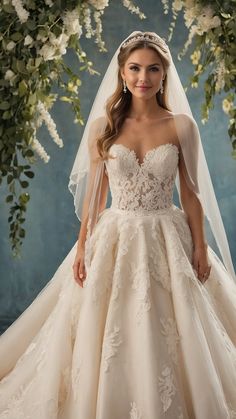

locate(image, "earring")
(123, 80), (127, 93)
(160, 80), (164, 94)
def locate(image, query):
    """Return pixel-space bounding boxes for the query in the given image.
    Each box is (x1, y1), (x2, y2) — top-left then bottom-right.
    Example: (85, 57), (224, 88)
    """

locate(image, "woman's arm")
(178, 150), (211, 282)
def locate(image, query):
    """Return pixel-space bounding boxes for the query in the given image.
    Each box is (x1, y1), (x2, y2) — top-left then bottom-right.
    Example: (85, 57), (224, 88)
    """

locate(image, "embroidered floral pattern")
(160, 317), (181, 365)
(158, 365), (177, 413)
(102, 325), (123, 372)
(106, 143), (179, 213)
(129, 260), (151, 324)
(129, 401), (142, 419)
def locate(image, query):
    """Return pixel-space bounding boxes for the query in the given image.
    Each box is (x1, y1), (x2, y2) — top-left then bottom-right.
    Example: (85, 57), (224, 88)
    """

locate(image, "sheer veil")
(68, 31), (235, 280)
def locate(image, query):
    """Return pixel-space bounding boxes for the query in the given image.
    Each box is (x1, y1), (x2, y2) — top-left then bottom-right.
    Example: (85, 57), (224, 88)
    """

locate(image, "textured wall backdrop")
(0, 0), (236, 333)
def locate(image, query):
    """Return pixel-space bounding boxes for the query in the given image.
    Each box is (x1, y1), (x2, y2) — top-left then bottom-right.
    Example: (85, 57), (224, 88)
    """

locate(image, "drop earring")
(160, 80), (164, 94)
(123, 80), (127, 93)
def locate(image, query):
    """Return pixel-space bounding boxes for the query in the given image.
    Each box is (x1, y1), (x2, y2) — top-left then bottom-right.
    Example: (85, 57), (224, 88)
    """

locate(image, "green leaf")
(0, 101), (10, 110)
(19, 193), (30, 204)
(25, 149), (34, 157)
(2, 110), (12, 120)
(17, 60), (26, 73)
(7, 175), (14, 184)
(6, 195), (14, 203)
(27, 93), (37, 105)
(24, 170), (34, 178)
(18, 80), (28, 97)
(60, 96), (72, 102)
(11, 32), (23, 42)
(20, 180), (29, 188)
(19, 229), (25, 238)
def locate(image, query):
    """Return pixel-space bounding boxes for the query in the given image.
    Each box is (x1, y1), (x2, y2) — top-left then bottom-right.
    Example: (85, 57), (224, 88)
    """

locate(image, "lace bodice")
(105, 143), (179, 213)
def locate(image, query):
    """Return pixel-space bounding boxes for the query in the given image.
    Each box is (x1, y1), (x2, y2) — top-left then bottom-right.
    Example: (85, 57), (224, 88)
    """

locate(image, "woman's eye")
(129, 66), (159, 72)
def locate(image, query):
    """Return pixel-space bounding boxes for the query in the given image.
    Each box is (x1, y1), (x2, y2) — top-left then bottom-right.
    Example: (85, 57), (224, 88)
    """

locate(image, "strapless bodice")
(105, 143), (179, 214)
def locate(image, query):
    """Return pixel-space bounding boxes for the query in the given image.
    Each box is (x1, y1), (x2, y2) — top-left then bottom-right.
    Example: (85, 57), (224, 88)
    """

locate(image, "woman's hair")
(96, 32), (172, 161)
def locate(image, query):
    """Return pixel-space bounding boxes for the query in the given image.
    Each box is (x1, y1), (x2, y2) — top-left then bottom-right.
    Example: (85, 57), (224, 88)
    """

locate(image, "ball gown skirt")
(0, 143), (236, 419)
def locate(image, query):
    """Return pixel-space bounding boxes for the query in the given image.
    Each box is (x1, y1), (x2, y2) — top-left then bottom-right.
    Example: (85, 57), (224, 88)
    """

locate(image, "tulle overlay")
(0, 206), (236, 419)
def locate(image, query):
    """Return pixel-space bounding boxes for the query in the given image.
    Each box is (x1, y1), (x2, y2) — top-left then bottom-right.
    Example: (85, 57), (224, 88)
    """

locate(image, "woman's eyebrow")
(128, 62), (161, 66)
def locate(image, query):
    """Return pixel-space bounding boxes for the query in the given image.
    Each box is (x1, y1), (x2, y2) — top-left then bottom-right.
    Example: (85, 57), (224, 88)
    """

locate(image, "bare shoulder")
(168, 113), (199, 147)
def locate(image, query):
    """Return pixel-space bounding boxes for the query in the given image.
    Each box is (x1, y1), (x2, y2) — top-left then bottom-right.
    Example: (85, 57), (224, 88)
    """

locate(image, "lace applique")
(149, 243), (171, 292)
(129, 401), (142, 419)
(160, 317), (181, 365)
(129, 261), (151, 324)
(229, 405), (236, 419)
(158, 365), (177, 413)
(72, 357), (83, 401)
(102, 325), (122, 372)
(106, 143), (179, 213)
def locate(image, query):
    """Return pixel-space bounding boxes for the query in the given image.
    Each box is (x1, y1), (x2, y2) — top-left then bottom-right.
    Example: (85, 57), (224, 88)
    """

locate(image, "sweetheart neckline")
(110, 142), (179, 167)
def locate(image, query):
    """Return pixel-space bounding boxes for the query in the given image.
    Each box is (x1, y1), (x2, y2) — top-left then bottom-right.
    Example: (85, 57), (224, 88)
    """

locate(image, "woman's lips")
(136, 86), (151, 90)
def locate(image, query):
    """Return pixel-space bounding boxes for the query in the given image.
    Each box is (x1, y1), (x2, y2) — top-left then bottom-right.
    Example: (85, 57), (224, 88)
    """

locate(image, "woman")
(0, 31), (236, 419)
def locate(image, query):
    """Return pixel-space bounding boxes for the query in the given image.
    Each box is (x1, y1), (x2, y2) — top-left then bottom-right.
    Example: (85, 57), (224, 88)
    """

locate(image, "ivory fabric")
(0, 143), (236, 419)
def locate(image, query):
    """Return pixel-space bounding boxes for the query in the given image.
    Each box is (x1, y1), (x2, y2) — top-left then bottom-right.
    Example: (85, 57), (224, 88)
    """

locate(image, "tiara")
(121, 34), (168, 50)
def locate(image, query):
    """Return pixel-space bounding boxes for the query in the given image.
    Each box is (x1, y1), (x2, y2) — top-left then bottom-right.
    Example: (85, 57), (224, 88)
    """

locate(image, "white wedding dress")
(0, 142), (236, 419)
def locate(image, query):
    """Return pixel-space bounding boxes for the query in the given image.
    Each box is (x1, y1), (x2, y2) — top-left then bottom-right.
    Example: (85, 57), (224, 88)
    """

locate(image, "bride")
(0, 31), (236, 419)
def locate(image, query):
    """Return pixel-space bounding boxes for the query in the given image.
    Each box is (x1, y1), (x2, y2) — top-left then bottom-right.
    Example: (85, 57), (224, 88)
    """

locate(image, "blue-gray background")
(0, 1), (235, 333)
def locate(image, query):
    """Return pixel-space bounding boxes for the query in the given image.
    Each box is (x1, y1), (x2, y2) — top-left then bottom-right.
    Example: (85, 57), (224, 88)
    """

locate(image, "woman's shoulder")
(172, 112), (198, 128)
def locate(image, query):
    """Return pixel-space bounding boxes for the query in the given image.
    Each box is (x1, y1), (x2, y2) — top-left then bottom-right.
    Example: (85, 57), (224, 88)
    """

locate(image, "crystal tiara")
(121, 34), (168, 50)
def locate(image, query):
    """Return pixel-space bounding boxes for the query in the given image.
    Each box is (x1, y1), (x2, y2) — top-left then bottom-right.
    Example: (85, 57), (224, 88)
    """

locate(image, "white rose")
(39, 44), (57, 61)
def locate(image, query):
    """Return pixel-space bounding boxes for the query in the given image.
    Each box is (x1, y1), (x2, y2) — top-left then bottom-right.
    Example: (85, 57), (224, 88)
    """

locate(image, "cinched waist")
(109, 205), (175, 217)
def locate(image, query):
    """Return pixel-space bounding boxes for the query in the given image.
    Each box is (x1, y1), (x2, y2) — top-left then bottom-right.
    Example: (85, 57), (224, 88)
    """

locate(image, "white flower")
(215, 61), (226, 92)
(36, 33), (48, 42)
(39, 44), (58, 61)
(49, 32), (69, 55)
(4, 69), (16, 84)
(185, 0), (195, 8)
(122, 0), (146, 18)
(190, 50), (201, 65)
(24, 35), (33, 46)
(6, 41), (16, 51)
(37, 101), (64, 148)
(222, 98), (233, 115)
(89, 0), (109, 10)
(44, 0), (53, 6)
(83, 6), (94, 38)
(183, 6), (199, 28)
(12, 0), (29, 23)
(31, 137), (50, 163)
(197, 6), (221, 34)
(62, 9), (83, 37)
(172, 0), (183, 12)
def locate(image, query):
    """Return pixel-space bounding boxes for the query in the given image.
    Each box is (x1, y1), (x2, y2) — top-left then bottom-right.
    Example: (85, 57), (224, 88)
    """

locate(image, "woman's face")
(120, 47), (165, 99)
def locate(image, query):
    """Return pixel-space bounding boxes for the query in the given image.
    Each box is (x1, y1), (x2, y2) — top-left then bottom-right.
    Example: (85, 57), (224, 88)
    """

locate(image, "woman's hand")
(72, 246), (87, 288)
(192, 244), (211, 284)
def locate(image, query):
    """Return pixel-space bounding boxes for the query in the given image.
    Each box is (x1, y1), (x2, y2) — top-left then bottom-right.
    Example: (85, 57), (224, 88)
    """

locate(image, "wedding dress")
(0, 141), (236, 419)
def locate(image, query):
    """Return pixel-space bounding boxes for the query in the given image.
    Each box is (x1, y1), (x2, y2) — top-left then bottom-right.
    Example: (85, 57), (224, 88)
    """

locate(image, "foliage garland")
(0, 0), (145, 256)
(162, 0), (236, 155)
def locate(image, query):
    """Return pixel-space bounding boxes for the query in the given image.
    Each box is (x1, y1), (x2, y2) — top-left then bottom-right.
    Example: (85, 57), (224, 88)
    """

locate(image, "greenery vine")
(0, 0), (145, 256)
(162, 0), (236, 155)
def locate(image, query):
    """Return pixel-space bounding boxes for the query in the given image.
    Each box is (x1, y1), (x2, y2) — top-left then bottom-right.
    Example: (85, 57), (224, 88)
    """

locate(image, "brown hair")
(96, 32), (172, 162)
